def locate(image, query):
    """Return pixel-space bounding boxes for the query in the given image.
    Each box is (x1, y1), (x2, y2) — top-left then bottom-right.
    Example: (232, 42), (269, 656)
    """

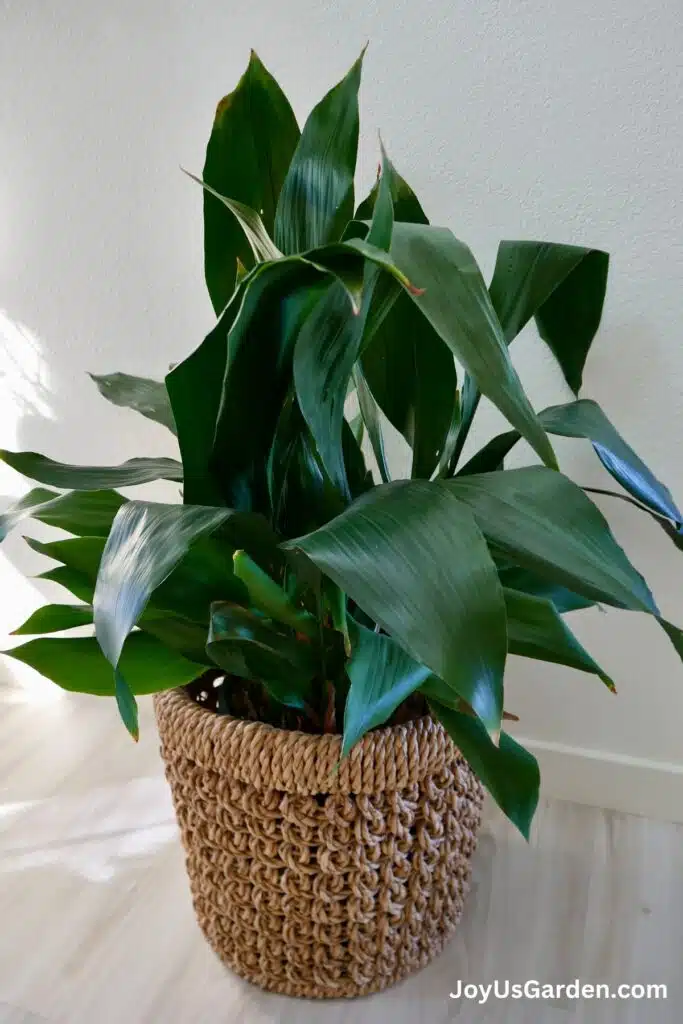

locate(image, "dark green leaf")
(207, 602), (315, 709)
(504, 588), (613, 688)
(457, 430), (521, 476)
(93, 502), (232, 687)
(88, 373), (177, 435)
(211, 262), (326, 511)
(3, 632), (204, 696)
(274, 52), (363, 254)
(496, 565), (594, 613)
(489, 242), (609, 393)
(429, 699), (540, 839)
(388, 224), (557, 470)
(539, 399), (682, 525)
(365, 143), (395, 251)
(355, 161), (428, 225)
(343, 620), (431, 756)
(115, 672), (139, 741)
(11, 604), (93, 635)
(203, 50), (300, 313)
(352, 364), (390, 484)
(293, 276), (372, 496)
(285, 480), (507, 734)
(0, 451), (182, 490)
(447, 467), (656, 612)
(362, 288), (459, 480)
(452, 242), (608, 470)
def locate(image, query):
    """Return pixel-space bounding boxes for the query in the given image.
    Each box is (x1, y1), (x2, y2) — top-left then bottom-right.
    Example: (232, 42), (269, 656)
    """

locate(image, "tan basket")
(154, 687), (483, 999)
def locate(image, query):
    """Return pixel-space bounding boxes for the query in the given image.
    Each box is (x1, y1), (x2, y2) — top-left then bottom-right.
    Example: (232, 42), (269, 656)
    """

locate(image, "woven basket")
(154, 687), (483, 999)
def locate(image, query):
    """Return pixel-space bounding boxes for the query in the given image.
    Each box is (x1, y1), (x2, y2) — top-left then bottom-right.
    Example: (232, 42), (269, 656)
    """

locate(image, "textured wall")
(1, 2), (682, 777)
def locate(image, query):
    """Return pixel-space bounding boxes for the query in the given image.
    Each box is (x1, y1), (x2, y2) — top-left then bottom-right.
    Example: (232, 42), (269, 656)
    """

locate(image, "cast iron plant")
(3, 50), (682, 837)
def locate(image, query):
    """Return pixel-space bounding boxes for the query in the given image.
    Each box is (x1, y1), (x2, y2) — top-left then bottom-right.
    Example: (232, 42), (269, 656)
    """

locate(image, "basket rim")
(154, 686), (460, 795)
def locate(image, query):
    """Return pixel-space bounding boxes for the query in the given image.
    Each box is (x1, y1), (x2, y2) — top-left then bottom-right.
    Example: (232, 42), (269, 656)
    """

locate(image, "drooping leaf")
(206, 602), (316, 709)
(11, 604), (93, 635)
(285, 480), (507, 734)
(184, 169), (282, 262)
(115, 673), (139, 741)
(202, 50), (300, 313)
(504, 588), (613, 688)
(342, 620), (431, 756)
(452, 242), (609, 470)
(659, 618), (683, 670)
(274, 52), (363, 254)
(88, 373), (177, 435)
(539, 399), (682, 525)
(93, 503), (232, 696)
(3, 631), (204, 696)
(447, 467), (656, 612)
(0, 487), (126, 542)
(489, 242), (609, 393)
(429, 699), (540, 839)
(388, 224), (557, 470)
(0, 451), (182, 490)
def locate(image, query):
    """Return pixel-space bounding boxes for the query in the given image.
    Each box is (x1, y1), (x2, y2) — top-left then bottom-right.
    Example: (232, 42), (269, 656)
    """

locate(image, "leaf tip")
(407, 284), (426, 297)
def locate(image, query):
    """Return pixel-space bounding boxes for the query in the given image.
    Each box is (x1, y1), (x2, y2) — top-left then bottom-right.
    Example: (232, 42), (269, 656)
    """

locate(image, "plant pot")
(154, 687), (483, 999)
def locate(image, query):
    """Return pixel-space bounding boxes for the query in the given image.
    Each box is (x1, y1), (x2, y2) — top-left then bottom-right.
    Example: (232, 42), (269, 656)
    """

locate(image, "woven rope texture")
(155, 688), (483, 999)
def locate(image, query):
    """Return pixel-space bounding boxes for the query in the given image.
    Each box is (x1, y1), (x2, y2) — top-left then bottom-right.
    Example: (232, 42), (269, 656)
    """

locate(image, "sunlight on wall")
(0, 308), (62, 704)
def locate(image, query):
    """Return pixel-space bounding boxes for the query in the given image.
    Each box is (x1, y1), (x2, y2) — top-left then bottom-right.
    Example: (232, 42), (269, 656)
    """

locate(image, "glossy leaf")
(447, 467), (656, 613)
(429, 699), (540, 839)
(1, 487), (125, 542)
(3, 632), (204, 696)
(11, 604), (93, 635)
(211, 263), (326, 511)
(293, 277), (372, 496)
(203, 50), (299, 313)
(93, 502), (231, 698)
(207, 602), (315, 708)
(343, 620), (431, 756)
(0, 451), (182, 490)
(274, 52), (363, 254)
(504, 588), (613, 688)
(388, 224), (557, 470)
(365, 143), (395, 251)
(539, 399), (682, 525)
(88, 373), (176, 435)
(285, 480), (507, 733)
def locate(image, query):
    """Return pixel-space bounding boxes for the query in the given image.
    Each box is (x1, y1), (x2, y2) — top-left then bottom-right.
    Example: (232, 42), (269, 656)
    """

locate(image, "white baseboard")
(516, 735), (683, 824)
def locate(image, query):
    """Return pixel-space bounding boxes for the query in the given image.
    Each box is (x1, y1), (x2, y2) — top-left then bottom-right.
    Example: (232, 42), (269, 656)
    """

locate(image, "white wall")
(2, 1), (682, 812)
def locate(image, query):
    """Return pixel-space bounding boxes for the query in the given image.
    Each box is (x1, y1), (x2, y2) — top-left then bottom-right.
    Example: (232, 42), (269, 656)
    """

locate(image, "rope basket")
(155, 687), (483, 999)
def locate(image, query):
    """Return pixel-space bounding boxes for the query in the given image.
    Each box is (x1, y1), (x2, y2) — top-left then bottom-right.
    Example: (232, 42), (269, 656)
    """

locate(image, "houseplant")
(2, 48), (683, 997)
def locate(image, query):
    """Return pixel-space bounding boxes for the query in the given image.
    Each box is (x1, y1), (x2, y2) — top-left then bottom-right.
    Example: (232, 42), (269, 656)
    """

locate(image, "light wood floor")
(1, 684), (681, 1023)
